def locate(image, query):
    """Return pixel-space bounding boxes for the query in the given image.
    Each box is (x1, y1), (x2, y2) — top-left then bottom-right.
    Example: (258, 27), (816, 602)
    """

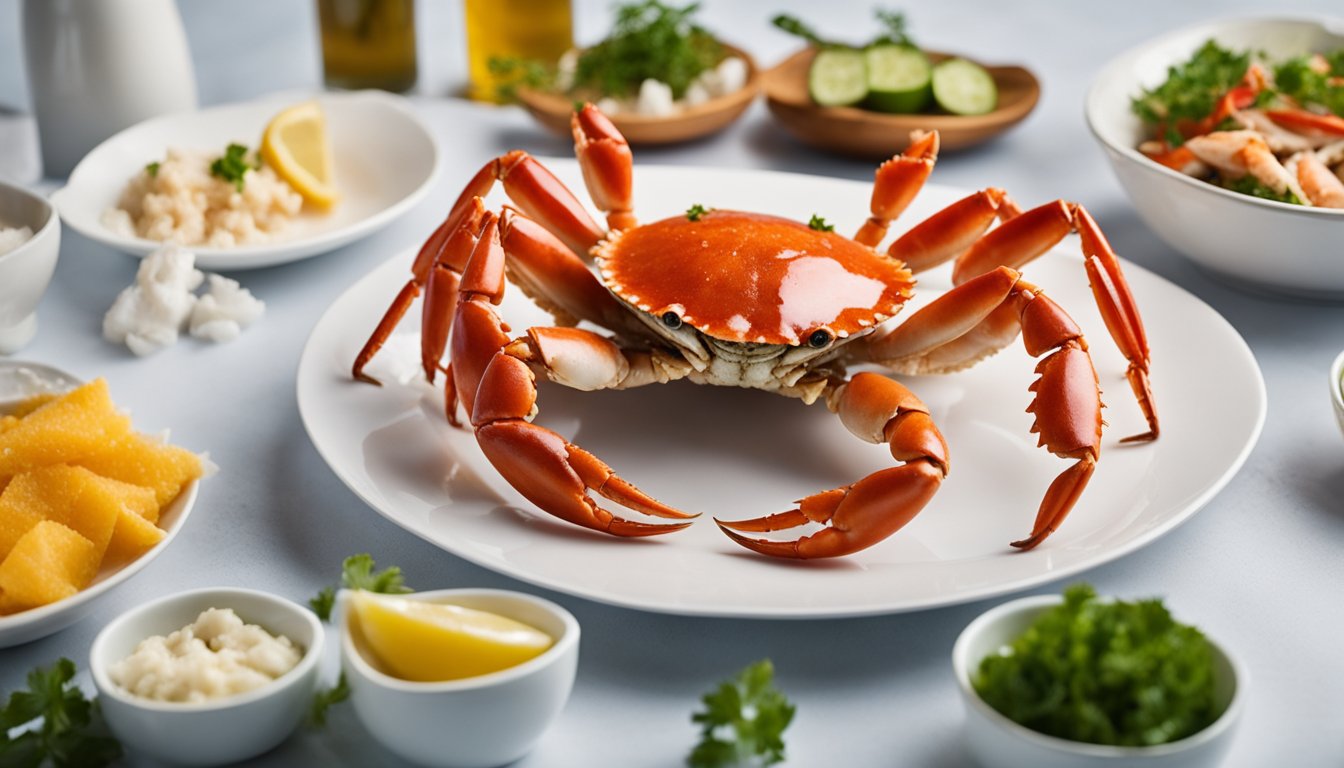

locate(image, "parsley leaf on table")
(0, 658), (122, 768)
(688, 659), (795, 767)
(308, 673), (350, 728)
(309, 553), (414, 621)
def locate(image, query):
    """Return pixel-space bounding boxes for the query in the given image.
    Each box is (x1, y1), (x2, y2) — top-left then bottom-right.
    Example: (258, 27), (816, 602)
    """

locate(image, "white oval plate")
(297, 162), (1265, 619)
(51, 91), (441, 271)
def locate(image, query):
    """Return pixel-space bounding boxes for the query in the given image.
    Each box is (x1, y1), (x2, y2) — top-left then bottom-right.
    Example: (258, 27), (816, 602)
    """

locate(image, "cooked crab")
(351, 105), (1158, 559)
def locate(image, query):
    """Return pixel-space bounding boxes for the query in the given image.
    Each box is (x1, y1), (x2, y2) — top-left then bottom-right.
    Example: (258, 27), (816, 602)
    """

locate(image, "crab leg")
(861, 267), (1103, 551)
(947, 201), (1156, 443)
(445, 150), (606, 258)
(573, 104), (636, 232)
(717, 373), (947, 558)
(451, 216), (694, 537)
(885, 188), (1021, 272)
(352, 199), (486, 385)
(853, 131), (940, 247)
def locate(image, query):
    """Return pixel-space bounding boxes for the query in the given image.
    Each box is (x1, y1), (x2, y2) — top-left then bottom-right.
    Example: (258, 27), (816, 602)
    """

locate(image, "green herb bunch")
(973, 584), (1220, 747)
(1130, 41), (1253, 145)
(1273, 51), (1344, 117)
(688, 659), (795, 767)
(574, 1), (724, 99)
(210, 143), (262, 192)
(0, 659), (122, 768)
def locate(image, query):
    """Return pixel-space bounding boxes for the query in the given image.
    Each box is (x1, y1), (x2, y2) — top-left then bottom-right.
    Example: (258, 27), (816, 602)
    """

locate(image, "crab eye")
(661, 311), (683, 329)
(808, 329), (833, 348)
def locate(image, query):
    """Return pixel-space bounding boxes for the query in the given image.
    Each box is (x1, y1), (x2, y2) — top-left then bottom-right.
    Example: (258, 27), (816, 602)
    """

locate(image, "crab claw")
(715, 374), (947, 559)
(573, 103), (635, 232)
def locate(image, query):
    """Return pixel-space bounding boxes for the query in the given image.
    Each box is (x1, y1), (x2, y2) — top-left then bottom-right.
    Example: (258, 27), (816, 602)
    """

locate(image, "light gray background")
(2, 1), (1342, 766)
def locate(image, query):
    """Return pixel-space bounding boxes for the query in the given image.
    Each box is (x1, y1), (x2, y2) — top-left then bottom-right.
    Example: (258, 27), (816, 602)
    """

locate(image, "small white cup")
(90, 588), (324, 766)
(952, 594), (1245, 768)
(340, 588), (580, 768)
(0, 181), (60, 354)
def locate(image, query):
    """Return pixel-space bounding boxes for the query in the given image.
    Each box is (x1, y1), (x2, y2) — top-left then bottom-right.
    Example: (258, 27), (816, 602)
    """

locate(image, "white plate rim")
(297, 164), (1267, 619)
(49, 90), (443, 271)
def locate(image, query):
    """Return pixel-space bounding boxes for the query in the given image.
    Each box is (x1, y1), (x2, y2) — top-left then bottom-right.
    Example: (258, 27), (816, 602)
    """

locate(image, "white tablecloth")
(2, 1), (1342, 765)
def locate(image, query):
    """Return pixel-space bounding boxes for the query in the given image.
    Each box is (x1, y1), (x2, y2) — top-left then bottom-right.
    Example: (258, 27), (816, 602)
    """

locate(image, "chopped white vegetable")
(102, 245), (203, 356)
(636, 79), (676, 117)
(555, 49), (579, 92)
(715, 56), (748, 96)
(189, 274), (266, 342)
(684, 81), (712, 107)
(596, 97), (622, 116)
(103, 244), (263, 355)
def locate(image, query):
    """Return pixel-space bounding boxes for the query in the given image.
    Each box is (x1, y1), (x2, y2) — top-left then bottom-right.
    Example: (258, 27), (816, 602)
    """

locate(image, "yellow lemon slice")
(260, 101), (338, 209)
(349, 591), (553, 682)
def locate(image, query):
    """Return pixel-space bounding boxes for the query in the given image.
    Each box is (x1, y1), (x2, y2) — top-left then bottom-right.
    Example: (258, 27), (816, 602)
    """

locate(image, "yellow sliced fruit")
(0, 379), (133, 476)
(349, 591), (553, 682)
(0, 520), (98, 614)
(79, 432), (201, 509)
(261, 101), (338, 209)
(103, 505), (166, 566)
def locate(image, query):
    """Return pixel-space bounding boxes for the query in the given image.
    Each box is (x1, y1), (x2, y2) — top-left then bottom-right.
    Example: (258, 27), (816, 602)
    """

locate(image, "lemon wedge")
(348, 591), (553, 682)
(260, 101), (338, 209)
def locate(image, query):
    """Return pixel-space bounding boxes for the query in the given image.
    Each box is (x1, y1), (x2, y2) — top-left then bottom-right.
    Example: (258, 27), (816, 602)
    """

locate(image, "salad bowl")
(1087, 16), (1344, 299)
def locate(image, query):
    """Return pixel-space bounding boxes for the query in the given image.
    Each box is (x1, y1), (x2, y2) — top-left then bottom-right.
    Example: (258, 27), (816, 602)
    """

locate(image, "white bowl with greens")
(1086, 16), (1344, 299)
(952, 587), (1245, 768)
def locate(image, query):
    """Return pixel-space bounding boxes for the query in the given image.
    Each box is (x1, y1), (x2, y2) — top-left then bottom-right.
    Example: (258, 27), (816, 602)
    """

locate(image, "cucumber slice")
(931, 58), (998, 116)
(863, 45), (932, 113)
(809, 48), (867, 107)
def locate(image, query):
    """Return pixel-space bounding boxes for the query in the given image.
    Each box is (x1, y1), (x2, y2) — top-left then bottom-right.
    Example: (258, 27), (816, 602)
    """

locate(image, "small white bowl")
(0, 180), (61, 353)
(339, 588), (580, 768)
(1330, 349), (1344, 437)
(1086, 16), (1344, 299)
(90, 588), (324, 766)
(952, 594), (1245, 768)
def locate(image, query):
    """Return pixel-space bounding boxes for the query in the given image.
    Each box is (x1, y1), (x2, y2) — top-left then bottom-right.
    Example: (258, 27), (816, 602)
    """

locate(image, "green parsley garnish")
(144, 161), (160, 178)
(1219, 174), (1303, 205)
(309, 673), (350, 728)
(686, 203), (710, 221)
(0, 658), (122, 767)
(973, 584), (1221, 747)
(309, 553), (414, 621)
(1131, 41), (1252, 144)
(1273, 53), (1344, 117)
(209, 143), (261, 192)
(807, 214), (834, 232)
(688, 659), (795, 768)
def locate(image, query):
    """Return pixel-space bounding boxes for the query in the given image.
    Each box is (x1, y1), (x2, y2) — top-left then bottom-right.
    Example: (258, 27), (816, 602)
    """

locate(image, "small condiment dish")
(952, 594), (1245, 768)
(0, 180), (61, 354)
(762, 47), (1040, 158)
(338, 588), (580, 768)
(1330, 349), (1344, 438)
(89, 587), (324, 766)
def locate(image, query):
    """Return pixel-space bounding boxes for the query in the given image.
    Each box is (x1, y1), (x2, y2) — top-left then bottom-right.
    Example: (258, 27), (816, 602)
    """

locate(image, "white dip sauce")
(109, 607), (302, 703)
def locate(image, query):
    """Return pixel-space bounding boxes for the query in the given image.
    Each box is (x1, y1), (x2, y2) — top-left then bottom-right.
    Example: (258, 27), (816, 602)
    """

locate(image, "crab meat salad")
(109, 608), (302, 703)
(1134, 41), (1344, 209)
(351, 104), (1159, 560)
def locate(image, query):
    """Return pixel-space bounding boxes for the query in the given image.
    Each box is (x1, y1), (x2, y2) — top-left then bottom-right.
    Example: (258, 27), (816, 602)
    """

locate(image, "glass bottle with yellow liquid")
(318, 0), (418, 92)
(464, 0), (573, 102)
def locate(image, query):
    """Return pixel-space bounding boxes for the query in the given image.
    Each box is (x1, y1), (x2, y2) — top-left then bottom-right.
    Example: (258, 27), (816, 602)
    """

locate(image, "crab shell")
(595, 210), (916, 346)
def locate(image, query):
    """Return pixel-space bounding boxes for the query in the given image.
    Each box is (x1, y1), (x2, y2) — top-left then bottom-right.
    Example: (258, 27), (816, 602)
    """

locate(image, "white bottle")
(22, 0), (198, 178)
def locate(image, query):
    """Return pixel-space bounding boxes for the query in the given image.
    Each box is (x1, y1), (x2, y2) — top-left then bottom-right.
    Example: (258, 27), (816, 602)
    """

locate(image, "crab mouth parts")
(705, 338), (788, 364)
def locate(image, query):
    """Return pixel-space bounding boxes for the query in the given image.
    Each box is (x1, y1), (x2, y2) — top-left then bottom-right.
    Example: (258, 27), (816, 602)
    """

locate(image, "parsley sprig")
(309, 553), (413, 621)
(0, 658), (122, 768)
(973, 584), (1220, 747)
(686, 203), (710, 221)
(688, 660), (795, 767)
(807, 214), (834, 232)
(772, 8), (913, 50)
(209, 143), (262, 192)
(308, 673), (350, 728)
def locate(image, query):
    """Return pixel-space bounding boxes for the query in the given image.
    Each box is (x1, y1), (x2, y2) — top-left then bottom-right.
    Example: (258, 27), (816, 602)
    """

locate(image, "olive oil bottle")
(318, 0), (418, 92)
(464, 0), (573, 102)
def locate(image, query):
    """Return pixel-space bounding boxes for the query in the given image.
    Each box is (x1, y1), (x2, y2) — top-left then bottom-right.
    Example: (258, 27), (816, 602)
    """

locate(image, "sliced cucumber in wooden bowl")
(931, 57), (998, 116)
(808, 48), (868, 107)
(863, 44), (932, 113)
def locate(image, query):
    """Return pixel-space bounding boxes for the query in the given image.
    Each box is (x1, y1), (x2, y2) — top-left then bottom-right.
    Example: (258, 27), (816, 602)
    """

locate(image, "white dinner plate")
(51, 91), (441, 271)
(297, 162), (1265, 619)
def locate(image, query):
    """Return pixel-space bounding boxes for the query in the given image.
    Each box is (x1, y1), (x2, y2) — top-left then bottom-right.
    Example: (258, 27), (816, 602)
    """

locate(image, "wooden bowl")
(762, 47), (1040, 158)
(515, 44), (760, 145)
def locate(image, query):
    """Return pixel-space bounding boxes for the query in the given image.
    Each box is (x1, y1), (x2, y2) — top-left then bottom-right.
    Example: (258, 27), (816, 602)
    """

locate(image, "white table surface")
(2, 1), (1343, 766)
